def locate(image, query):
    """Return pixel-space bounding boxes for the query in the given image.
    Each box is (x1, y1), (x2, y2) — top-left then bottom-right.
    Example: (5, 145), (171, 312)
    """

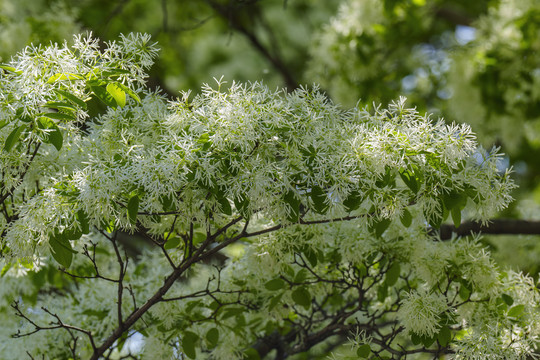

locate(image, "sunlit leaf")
(106, 82), (126, 108)
(53, 89), (87, 109)
(47, 73), (84, 83)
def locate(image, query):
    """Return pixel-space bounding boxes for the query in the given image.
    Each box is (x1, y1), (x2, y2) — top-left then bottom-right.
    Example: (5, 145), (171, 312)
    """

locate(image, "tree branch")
(439, 219), (540, 240)
(205, 0), (299, 90)
(432, 6), (474, 26)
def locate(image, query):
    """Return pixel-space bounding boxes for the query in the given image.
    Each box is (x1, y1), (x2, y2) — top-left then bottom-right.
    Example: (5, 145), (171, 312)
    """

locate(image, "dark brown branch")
(161, 0), (168, 32)
(103, 0), (131, 36)
(109, 233), (127, 326)
(90, 223), (221, 359)
(432, 6), (474, 26)
(439, 219), (540, 240)
(12, 301), (96, 351)
(89, 209), (375, 357)
(205, 0), (299, 90)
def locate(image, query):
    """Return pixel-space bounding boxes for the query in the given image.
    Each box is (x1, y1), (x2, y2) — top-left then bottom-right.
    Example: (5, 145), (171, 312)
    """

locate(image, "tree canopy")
(1, 1), (540, 359)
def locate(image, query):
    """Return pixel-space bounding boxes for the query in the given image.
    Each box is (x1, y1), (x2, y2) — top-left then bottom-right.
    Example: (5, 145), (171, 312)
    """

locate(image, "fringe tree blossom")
(0, 34), (537, 360)
(398, 288), (448, 337)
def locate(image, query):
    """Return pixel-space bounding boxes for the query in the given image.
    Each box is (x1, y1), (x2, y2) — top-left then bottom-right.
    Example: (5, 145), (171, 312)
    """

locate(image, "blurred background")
(2, 0), (539, 276)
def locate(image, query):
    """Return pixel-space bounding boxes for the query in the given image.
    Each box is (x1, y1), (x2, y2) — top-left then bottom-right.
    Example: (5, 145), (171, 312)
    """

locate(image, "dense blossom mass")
(0, 34), (537, 359)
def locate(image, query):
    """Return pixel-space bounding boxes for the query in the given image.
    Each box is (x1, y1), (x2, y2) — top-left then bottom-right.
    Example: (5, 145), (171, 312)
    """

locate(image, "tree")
(1, 1), (540, 359)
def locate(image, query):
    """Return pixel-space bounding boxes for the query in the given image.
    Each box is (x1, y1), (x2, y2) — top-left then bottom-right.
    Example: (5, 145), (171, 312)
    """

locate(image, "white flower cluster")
(0, 33), (158, 259)
(0, 34), (534, 359)
(6, 79), (512, 255)
(398, 288), (448, 337)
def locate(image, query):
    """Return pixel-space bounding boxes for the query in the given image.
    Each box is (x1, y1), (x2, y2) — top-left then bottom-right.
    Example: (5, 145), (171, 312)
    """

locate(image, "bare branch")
(439, 219), (540, 240)
(11, 301), (97, 351)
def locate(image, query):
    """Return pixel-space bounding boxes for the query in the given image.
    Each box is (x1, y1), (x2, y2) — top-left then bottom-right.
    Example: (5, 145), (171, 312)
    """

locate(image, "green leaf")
(49, 233), (75, 268)
(451, 207), (461, 228)
(47, 73), (84, 83)
(106, 82), (126, 108)
(508, 304), (525, 318)
(243, 348), (261, 360)
(310, 186), (328, 214)
(400, 208), (412, 227)
(304, 248), (318, 268)
(438, 326), (451, 347)
(220, 307), (244, 319)
(422, 334), (436, 348)
(267, 293), (284, 311)
(442, 191), (467, 211)
(44, 126), (63, 151)
(459, 284), (471, 300)
(43, 101), (78, 113)
(385, 262), (400, 286)
(64, 225), (82, 241)
(41, 112), (74, 122)
(501, 293), (514, 306)
(82, 309), (109, 320)
(4, 125), (26, 152)
(0, 65), (22, 75)
(182, 331), (199, 359)
(115, 82), (141, 103)
(37, 116), (55, 129)
(216, 195), (232, 216)
(1, 263), (13, 277)
(291, 287), (311, 310)
(357, 344), (371, 358)
(343, 190), (363, 212)
(357, 263), (368, 277)
(233, 193), (250, 217)
(206, 328), (219, 348)
(371, 218), (391, 238)
(161, 194), (176, 212)
(53, 89), (87, 109)
(377, 284), (388, 302)
(399, 168), (420, 193)
(264, 278), (285, 291)
(90, 83), (117, 108)
(284, 190), (300, 223)
(198, 133), (210, 143)
(411, 332), (421, 345)
(164, 237), (181, 250)
(376, 166), (395, 188)
(127, 195), (140, 225)
(77, 210), (90, 234)
(294, 268), (309, 283)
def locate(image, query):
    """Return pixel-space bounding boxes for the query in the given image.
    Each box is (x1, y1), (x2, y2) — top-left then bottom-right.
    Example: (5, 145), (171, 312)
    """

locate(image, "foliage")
(0, 33), (537, 360)
(1, 0), (540, 359)
(0, 0), (80, 62)
(307, 0), (540, 159)
(446, 0), (540, 153)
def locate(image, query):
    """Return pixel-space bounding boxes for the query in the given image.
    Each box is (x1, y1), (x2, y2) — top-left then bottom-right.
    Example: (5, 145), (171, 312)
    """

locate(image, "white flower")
(398, 288), (448, 337)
